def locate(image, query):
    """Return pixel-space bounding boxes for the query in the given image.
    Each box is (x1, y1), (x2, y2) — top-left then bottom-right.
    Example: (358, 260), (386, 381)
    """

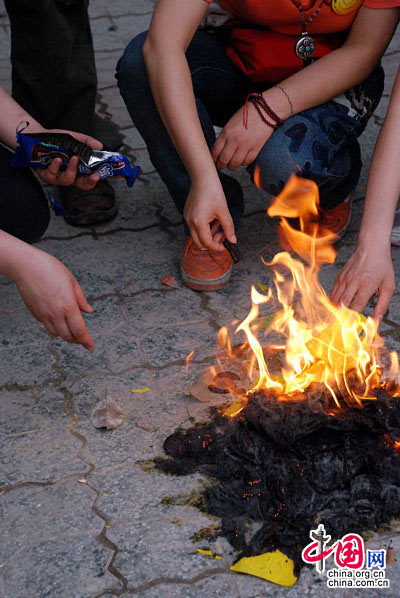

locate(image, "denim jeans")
(0, 144), (49, 243)
(116, 30), (383, 227)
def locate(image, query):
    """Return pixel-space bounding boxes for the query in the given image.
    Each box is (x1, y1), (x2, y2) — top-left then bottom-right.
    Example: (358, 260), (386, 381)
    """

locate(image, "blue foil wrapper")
(11, 128), (140, 188)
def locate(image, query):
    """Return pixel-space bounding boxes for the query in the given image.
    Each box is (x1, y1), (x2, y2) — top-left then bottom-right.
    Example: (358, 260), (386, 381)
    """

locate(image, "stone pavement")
(1, 1), (400, 597)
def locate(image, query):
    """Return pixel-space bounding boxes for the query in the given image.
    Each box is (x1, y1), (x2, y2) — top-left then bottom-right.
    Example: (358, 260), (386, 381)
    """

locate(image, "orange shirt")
(203, 0), (399, 35)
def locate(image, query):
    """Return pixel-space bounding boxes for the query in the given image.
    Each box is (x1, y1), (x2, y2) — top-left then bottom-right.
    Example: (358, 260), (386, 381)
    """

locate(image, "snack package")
(11, 126), (140, 187)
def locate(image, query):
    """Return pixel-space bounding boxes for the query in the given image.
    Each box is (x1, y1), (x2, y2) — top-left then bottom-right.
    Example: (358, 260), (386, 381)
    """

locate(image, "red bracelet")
(243, 92), (284, 129)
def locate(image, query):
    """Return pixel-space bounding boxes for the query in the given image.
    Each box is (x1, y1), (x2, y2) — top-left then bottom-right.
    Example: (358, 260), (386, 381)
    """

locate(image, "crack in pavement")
(47, 340), (130, 591)
(92, 566), (228, 597)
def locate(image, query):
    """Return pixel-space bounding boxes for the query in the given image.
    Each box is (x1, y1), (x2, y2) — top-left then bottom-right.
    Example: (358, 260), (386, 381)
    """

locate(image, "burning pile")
(157, 176), (400, 574)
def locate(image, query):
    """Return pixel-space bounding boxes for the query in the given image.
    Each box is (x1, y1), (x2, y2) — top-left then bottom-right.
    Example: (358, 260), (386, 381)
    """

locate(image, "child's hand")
(211, 102), (274, 171)
(183, 179), (236, 251)
(11, 247), (94, 350)
(331, 246), (395, 319)
(35, 129), (103, 190)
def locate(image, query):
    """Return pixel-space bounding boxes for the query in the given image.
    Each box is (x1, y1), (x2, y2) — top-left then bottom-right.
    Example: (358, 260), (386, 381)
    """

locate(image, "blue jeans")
(116, 30), (383, 226)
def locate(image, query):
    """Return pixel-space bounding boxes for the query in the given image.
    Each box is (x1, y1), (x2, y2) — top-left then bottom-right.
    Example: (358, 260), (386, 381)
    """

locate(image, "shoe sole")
(63, 205), (118, 227)
(181, 264), (232, 291)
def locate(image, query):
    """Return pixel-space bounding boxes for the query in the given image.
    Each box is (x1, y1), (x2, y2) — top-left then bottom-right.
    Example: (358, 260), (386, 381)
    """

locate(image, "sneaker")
(59, 179), (117, 226)
(391, 207), (400, 246)
(180, 238), (232, 291)
(318, 195), (352, 241)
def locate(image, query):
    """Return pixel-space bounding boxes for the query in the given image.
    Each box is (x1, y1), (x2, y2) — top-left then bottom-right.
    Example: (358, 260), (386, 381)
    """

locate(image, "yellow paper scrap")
(196, 549), (223, 560)
(230, 550), (297, 587)
(131, 387), (151, 394)
(223, 397), (247, 418)
(256, 282), (268, 292)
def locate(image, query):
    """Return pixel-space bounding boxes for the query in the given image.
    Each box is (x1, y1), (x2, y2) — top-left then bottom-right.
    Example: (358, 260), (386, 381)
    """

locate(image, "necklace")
(295, 0), (324, 61)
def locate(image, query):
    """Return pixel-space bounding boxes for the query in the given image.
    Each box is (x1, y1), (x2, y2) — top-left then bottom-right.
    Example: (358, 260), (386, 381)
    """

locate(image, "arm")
(143, 0), (236, 251)
(0, 231), (94, 350)
(212, 6), (400, 170)
(0, 83), (102, 189)
(331, 64), (400, 319)
(0, 84), (98, 349)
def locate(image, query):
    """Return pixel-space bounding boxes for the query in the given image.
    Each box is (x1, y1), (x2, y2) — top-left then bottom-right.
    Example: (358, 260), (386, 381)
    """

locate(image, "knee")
(252, 111), (359, 197)
(3, 185), (50, 244)
(116, 31), (149, 95)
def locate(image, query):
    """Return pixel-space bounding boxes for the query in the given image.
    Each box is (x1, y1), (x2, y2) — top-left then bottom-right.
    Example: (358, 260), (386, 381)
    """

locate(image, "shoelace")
(184, 238), (227, 270)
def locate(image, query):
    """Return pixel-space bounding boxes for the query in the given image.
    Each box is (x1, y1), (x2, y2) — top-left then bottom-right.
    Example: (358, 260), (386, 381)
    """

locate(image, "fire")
(221, 173), (400, 407)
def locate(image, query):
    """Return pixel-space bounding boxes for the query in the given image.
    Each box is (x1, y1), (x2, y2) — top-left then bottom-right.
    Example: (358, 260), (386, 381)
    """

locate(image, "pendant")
(295, 35), (316, 60)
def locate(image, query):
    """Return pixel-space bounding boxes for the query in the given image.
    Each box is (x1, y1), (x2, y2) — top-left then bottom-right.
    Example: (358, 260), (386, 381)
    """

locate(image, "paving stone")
(0, 480), (102, 566)
(0, 344), (56, 388)
(0, 388), (68, 436)
(0, 535), (111, 598)
(1, 425), (85, 487)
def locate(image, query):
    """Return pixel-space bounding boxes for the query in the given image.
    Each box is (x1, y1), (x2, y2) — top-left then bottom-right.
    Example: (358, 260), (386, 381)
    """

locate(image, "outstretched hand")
(331, 246), (395, 320)
(35, 129), (103, 190)
(13, 246), (95, 350)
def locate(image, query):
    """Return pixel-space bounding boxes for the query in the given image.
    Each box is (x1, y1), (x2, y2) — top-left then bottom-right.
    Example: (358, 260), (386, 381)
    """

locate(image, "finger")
(216, 142), (236, 171)
(337, 280), (360, 308)
(40, 157), (62, 184)
(66, 309), (94, 351)
(74, 173), (100, 191)
(44, 321), (58, 338)
(56, 156), (79, 186)
(188, 227), (202, 250)
(227, 148), (248, 171)
(53, 316), (76, 343)
(331, 277), (345, 304)
(213, 231), (224, 244)
(211, 136), (227, 163)
(197, 223), (226, 252)
(349, 289), (372, 314)
(77, 134), (103, 150)
(374, 283), (395, 320)
(243, 149), (259, 167)
(73, 279), (94, 314)
(218, 210), (237, 245)
(53, 130), (103, 150)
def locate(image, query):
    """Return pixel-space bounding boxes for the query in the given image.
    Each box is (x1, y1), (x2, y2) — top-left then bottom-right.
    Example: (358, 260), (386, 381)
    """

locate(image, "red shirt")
(204, 1), (399, 34)
(202, 0), (400, 83)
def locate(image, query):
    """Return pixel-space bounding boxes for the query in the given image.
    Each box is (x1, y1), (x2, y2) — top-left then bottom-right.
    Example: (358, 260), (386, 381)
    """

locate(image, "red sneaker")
(180, 239), (232, 291)
(319, 195), (352, 241)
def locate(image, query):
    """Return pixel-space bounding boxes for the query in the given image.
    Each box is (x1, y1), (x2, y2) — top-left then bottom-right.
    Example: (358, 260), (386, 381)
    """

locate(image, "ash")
(156, 388), (400, 573)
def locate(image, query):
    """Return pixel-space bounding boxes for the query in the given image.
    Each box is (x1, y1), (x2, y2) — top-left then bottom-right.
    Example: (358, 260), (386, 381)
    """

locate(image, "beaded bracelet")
(243, 92), (284, 130)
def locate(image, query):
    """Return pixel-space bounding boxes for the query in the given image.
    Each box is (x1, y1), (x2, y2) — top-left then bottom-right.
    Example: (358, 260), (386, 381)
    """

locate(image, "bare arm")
(0, 84), (100, 348)
(266, 7), (400, 121)
(331, 62), (400, 318)
(0, 84), (44, 148)
(143, 0), (236, 250)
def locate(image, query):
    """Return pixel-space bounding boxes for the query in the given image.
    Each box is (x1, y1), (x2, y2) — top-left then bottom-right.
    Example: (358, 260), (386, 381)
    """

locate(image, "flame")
(223, 173), (399, 406)
(185, 350), (195, 370)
